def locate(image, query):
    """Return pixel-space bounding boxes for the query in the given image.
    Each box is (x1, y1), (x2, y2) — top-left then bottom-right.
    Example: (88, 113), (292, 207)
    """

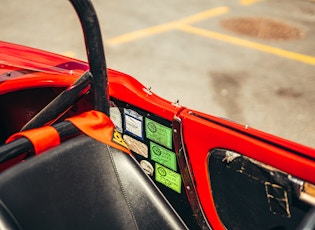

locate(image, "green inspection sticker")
(145, 118), (172, 149)
(155, 163), (181, 193)
(150, 142), (176, 171)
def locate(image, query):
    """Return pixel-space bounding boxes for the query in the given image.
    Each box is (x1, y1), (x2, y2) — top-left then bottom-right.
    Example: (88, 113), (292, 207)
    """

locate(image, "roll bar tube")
(69, 0), (110, 115)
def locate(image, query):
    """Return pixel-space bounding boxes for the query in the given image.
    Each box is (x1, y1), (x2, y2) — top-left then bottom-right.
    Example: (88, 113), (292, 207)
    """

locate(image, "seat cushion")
(0, 135), (187, 230)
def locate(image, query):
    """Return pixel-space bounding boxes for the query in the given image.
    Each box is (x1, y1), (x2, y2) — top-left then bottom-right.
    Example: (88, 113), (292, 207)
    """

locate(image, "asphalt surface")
(1, 0), (315, 148)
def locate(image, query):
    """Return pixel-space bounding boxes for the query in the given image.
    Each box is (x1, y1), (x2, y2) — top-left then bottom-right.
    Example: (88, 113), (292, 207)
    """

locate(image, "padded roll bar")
(69, 0), (110, 115)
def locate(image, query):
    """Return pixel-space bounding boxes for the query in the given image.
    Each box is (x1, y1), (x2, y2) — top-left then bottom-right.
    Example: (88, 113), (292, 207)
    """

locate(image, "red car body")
(0, 1), (314, 229)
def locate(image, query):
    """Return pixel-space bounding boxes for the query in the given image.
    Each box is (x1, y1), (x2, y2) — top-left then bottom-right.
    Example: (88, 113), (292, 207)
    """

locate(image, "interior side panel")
(179, 109), (315, 229)
(209, 148), (311, 230)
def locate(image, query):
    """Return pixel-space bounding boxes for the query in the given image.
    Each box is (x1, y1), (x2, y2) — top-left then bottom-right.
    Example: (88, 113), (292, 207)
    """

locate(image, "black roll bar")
(3, 0), (110, 160)
(21, 71), (91, 131)
(69, 0), (110, 115)
(21, 0), (110, 131)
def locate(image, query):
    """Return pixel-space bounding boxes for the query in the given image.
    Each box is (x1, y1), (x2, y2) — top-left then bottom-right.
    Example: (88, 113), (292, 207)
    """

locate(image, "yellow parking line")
(177, 24), (315, 65)
(60, 51), (76, 58)
(106, 4), (315, 66)
(106, 23), (176, 46)
(174, 6), (229, 25)
(106, 7), (229, 45)
(240, 0), (263, 5)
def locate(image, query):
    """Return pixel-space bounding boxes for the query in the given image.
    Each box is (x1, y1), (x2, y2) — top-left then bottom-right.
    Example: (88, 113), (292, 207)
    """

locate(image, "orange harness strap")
(6, 111), (130, 155)
(6, 126), (60, 155)
(66, 110), (131, 154)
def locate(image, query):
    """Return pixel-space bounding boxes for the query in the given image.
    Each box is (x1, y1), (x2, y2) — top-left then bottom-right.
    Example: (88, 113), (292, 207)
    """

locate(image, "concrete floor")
(1, 0), (315, 148)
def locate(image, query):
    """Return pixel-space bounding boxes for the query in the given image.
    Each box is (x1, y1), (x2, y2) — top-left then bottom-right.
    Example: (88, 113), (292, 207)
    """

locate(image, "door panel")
(179, 109), (315, 229)
(209, 148), (311, 230)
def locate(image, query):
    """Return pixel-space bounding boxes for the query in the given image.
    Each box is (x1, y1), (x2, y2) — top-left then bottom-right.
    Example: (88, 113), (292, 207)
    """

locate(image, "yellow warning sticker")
(112, 129), (129, 149)
(155, 163), (181, 193)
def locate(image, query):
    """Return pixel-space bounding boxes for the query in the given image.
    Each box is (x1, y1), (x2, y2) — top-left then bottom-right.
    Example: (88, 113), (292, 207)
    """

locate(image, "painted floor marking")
(177, 24), (315, 65)
(106, 7), (229, 45)
(60, 51), (76, 58)
(106, 4), (315, 66)
(240, 0), (263, 6)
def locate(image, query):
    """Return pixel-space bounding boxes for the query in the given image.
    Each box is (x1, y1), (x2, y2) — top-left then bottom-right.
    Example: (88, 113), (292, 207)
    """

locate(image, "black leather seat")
(0, 135), (187, 229)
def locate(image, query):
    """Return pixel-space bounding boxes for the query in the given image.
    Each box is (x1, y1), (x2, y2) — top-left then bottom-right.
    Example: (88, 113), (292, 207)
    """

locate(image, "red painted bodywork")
(1, 41), (315, 229)
(180, 109), (315, 229)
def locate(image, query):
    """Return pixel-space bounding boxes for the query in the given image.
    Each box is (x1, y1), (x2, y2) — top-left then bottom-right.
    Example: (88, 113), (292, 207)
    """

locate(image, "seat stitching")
(107, 145), (139, 230)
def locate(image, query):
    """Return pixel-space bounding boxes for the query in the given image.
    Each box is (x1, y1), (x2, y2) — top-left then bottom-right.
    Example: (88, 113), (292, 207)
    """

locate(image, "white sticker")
(140, 160), (154, 176)
(110, 107), (123, 132)
(124, 109), (143, 139)
(123, 135), (148, 158)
